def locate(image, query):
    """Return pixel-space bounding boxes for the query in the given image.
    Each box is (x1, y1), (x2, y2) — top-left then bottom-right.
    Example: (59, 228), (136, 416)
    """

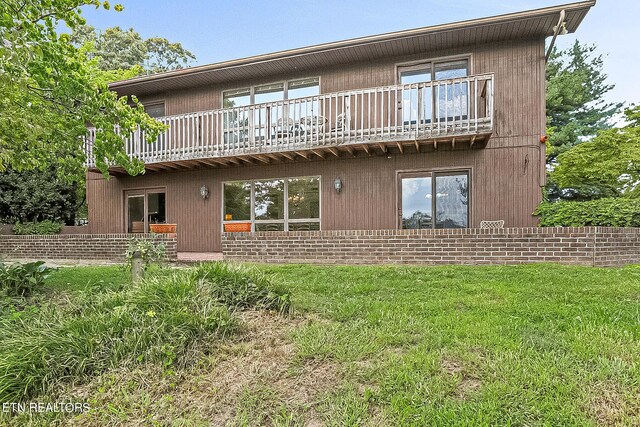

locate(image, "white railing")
(86, 74), (493, 166)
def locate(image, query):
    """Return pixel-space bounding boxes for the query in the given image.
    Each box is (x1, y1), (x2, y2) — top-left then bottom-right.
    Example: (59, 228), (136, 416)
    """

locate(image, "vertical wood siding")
(92, 37), (546, 252)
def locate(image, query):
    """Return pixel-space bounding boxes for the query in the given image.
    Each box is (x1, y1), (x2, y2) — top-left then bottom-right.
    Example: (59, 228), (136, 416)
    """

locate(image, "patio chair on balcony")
(330, 113), (350, 138)
(273, 117), (295, 140)
(300, 115), (327, 137)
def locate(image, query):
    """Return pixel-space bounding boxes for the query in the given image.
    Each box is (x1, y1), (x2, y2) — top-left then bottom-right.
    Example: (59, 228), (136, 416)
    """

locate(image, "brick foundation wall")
(222, 227), (640, 267)
(0, 234), (178, 262)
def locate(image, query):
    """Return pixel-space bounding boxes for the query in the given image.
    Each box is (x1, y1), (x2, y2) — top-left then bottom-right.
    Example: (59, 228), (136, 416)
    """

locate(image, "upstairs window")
(222, 77), (319, 108)
(143, 102), (165, 118)
(222, 78), (319, 144)
(398, 58), (469, 125)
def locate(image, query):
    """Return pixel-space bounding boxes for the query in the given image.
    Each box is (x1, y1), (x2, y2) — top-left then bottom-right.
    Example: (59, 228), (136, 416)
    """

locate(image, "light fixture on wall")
(200, 185), (209, 199)
(333, 178), (343, 193)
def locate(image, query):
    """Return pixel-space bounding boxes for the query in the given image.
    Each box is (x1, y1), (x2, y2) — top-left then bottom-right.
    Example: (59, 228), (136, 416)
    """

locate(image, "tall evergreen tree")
(545, 41), (622, 201)
(546, 41), (621, 161)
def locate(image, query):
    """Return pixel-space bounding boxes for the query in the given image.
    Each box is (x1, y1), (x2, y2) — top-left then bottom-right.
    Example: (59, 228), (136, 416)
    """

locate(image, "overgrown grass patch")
(0, 263), (291, 406)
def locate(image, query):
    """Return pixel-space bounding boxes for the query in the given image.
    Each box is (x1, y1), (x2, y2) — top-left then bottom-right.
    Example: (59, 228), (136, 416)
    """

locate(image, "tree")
(71, 25), (195, 74)
(0, 0), (166, 181)
(546, 41), (622, 161)
(551, 106), (640, 199)
(0, 168), (81, 225)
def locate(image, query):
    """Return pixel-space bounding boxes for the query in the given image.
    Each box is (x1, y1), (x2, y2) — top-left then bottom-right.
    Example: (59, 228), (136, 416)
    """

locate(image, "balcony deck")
(87, 74), (494, 174)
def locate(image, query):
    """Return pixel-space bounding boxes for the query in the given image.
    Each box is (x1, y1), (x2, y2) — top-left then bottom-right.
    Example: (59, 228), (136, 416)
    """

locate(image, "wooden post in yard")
(131, 250), (144, 283)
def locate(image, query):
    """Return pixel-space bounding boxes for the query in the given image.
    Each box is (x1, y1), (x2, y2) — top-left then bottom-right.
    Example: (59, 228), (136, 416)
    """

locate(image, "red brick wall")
(222, 227), (640, 267)
(0, 234), (177, 262)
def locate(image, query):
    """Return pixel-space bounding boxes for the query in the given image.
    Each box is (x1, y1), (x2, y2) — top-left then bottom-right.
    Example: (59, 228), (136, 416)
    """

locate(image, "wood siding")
(89, 37), (546, 252)
(88, 144), (543, 252)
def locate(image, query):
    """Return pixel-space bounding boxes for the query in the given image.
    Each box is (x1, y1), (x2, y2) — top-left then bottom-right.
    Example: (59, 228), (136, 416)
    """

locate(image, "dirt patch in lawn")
(441, 358), (482, 400)
(61, 311), (341, 426)
(586, 382), (640, 427)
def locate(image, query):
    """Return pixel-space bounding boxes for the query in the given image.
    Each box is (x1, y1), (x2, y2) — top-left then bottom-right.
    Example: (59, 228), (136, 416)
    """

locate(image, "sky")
(79, 0), (639, 107)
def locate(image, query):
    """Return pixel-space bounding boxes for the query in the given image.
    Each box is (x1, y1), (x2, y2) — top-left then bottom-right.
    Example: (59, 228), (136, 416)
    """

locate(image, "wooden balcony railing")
(86, 73), (493, 167)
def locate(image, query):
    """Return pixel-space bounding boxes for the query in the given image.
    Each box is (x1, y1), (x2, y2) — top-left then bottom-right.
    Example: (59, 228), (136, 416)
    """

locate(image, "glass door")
(399, 171), (469, 229)
(125, 189), (167, 233)
(222, 89), (251, 149)
(127, 194), (145, 233)
(399, 66), (432, 128)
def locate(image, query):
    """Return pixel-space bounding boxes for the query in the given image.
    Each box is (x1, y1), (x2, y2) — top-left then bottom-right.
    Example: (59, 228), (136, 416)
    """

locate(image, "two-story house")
(86, 1), (595, 253)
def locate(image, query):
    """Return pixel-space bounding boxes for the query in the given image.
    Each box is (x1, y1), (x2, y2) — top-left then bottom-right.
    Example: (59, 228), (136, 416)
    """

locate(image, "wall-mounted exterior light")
(200, 185), (209, 199)
(334, 178), (343, 193)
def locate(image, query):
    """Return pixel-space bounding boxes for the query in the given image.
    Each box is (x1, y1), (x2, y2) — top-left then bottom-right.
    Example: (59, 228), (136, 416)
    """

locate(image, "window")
(223, 181), (251, 221)
(400, 171), (469, 229)
(125, 189), (166, 233)
(222, 78), (319, 145)
(143, 102), (165, 118)
(398, 58), (468, 125)
(223, 176), (320, 232)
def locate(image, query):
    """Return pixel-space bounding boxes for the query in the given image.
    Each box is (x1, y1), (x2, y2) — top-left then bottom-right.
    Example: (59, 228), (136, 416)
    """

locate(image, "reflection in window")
(223, 181), (251, 221)
(147, 192), (166, 224)
(254, 83), (285, 140)
(255, 223), (285, 231)
(401, 172), (469, 229)
(399, 59), (468, 125)
(289, 222), (320, 231)
(223, 89), (251, 147)
(401, 177), (433, 229)
(127, 195), (145, 233)
(254, 179), (285, 221)
(144, 102), (165, 118)
(223, 176), (320, 232)
(435, 174), (468, 228)
(288, 177), (320, 219)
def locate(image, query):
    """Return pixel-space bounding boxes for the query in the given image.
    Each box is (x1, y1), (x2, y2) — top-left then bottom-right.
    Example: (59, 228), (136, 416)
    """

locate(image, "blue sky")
(80, 0), (638, 107)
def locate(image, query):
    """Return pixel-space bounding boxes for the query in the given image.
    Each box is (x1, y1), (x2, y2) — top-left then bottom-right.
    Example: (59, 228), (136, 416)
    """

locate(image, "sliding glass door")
(125, 189), (167, 233)
(399, 171), (469, 229)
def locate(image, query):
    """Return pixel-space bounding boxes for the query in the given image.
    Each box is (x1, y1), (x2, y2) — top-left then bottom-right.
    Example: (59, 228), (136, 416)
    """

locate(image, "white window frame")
(222, 77), (321, 108)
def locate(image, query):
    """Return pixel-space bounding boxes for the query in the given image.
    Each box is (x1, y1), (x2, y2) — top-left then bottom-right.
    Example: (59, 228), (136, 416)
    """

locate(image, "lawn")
(1, 263), (639, 426)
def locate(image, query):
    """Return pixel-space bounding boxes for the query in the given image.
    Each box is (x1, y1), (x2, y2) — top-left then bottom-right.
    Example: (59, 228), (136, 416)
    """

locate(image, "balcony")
(87, 74), (494, 172)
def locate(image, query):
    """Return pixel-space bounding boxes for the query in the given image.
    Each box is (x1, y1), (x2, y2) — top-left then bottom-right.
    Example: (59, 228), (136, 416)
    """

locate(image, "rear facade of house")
(86, 1), (595, 253)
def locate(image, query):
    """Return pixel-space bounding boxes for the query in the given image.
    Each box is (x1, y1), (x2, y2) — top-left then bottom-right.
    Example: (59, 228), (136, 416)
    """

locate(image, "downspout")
(546, 10), (566, 61)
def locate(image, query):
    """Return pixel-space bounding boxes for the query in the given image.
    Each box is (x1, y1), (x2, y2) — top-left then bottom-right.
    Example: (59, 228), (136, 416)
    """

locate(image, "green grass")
(2, 263), (639, 426)
(256, 264), (640, 426)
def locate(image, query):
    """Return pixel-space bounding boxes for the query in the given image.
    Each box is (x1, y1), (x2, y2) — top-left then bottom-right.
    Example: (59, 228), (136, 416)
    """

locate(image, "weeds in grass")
(0, 262), (292, 404)
(192, 262), (292, 314)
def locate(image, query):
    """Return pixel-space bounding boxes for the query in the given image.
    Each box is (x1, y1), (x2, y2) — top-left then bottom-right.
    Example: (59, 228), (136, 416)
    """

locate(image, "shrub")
(0, 261), (53, 297)
(534, 198), (640, 227)
(124, 237), (166, 271)
(13, 220), (63, 235)
(191, 262), (291, 314)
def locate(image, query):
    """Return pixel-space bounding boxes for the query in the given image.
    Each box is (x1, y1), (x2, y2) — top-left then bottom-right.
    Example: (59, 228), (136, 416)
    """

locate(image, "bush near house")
(13, 220), (63, 235)
(535, 198), (640, 227)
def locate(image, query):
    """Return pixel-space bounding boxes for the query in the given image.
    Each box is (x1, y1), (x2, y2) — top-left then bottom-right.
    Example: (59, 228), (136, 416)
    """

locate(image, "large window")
(223, 176), (320, 232)
(398, 59), (469, 125)
(400, 171), (469, 229)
